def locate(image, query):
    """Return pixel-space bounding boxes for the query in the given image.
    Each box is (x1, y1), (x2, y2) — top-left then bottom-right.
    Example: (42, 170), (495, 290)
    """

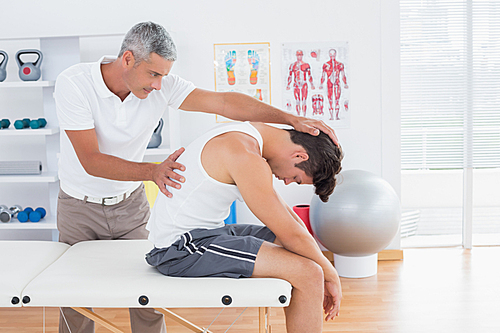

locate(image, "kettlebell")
(16, 49), (43, 81)
(0, 50), (7, 82)
(147, 118), (164, 149)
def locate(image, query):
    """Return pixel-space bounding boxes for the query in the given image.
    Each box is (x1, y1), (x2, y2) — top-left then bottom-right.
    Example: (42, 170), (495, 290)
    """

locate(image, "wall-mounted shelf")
(0, 127), (59, 136)
(0, 172), (58, 183)
(0, 81), (55, 88)
(0, 215), (57, 230)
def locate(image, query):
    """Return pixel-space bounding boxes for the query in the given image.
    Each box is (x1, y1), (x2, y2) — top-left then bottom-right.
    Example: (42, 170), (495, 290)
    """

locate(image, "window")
(400, 0), (500, 248)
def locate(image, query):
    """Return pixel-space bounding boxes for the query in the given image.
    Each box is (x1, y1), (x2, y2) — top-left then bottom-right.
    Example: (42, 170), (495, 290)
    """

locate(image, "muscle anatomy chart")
(282, 42), (350, 128)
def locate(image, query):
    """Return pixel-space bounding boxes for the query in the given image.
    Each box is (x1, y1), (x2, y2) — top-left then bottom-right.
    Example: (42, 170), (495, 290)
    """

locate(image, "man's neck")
(253, 123), (292, 160)
(101, 59), (131, 101)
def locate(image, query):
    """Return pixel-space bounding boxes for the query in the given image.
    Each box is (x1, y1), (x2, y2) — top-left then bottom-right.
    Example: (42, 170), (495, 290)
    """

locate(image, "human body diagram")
(286, 50), (315, 117)
(319, 49), (349, 121)
(282, 43), (350, 127)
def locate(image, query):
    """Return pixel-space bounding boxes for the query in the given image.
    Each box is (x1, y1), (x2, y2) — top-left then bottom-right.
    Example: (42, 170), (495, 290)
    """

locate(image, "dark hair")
(119, 21), (177, 65)
(286, 130), (343, 202)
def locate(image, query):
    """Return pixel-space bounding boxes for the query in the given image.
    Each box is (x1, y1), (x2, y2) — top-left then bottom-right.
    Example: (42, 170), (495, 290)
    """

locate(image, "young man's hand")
(323, 278), (342, 321)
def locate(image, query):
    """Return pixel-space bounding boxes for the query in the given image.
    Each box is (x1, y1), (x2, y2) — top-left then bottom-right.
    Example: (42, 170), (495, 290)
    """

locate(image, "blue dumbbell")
(29, 207), (46, 222)
(29, 211), (42, 222)
(14, 119), (30, 129)
(29, 118), (47, 129)
(35, 207), (46, 218)
(17, 207), (33, 223)
(19, 207), (46, 223)
(0, 119), (10, 129)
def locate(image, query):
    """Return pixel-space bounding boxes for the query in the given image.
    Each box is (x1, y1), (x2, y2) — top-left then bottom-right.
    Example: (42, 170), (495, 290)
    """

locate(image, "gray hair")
(118, 21), (177, 64)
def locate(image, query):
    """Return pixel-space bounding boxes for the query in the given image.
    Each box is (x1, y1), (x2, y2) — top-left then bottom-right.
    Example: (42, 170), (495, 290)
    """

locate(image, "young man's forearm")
(278, 227), (339, 280)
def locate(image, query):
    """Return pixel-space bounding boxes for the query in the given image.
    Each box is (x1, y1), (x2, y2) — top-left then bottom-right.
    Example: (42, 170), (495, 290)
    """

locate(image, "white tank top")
(146, 122), (263, 248)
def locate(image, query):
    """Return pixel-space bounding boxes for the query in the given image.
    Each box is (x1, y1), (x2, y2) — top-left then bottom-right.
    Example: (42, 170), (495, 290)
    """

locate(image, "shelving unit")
(0, 36), (79, 240)
(0, 34), (180, 241)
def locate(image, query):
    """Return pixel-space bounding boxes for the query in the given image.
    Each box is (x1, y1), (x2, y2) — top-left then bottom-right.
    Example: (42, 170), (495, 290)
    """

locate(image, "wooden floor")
(1, 247), (499, 332)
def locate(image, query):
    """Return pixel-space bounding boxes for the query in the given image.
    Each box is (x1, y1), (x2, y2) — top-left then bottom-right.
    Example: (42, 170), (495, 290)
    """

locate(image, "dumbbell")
(14, 118), (30, 129)
(17, 207), (46, 223)
(17, 207), (31, 222)
(0, 205), (22, 223)
(0, 119), (10, 129)
(0, 205), (9, 223)
(31, 207), (46, 222)
(13, 118), (47, 129)
(29, 118), (47, 129)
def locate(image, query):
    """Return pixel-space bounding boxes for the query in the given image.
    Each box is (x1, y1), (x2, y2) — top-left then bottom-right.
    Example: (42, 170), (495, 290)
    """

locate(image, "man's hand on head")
(152, 148), (186, 198)
(289, 116), (339, 146)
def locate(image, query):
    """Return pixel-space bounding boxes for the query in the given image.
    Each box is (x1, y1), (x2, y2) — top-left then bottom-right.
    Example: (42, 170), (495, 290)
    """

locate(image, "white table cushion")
(0, 241), (69, 307)
(22, 240), (292, 308)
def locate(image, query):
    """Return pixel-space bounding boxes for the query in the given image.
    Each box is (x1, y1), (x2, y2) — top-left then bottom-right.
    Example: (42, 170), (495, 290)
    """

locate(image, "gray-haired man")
(54, 21), (339, 332)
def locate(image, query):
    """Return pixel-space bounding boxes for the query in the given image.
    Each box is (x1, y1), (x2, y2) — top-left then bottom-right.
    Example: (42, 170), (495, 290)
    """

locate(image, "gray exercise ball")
(310, 170), (400, 257)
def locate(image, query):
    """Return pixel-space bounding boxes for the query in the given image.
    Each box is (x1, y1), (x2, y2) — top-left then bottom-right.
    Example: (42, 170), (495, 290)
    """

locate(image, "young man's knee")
(295, 257), (324, 285)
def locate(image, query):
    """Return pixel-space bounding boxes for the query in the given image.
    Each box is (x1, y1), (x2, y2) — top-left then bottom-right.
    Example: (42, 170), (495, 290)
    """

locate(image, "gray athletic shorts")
(145, 224), (276, 278)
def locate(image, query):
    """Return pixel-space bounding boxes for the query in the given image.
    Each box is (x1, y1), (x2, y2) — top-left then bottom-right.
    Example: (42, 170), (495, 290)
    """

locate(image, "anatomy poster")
(214, 42), (271, 123)
(282, 42), (350, 128)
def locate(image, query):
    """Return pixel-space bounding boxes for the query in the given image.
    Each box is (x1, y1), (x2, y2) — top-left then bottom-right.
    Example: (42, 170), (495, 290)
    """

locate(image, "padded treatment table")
(0, 241), (69, 307)
(2, 240), (292, 333)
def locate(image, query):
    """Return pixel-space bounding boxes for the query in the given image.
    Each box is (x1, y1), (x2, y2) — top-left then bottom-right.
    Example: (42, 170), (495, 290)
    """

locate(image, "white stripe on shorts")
(209, 244), (257, 259)
(205, 248), (256, 264)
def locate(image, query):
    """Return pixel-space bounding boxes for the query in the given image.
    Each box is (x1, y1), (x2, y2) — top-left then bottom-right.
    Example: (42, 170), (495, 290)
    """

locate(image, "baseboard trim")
(322, 249), (404, 262)
(378, 249), (404, 261)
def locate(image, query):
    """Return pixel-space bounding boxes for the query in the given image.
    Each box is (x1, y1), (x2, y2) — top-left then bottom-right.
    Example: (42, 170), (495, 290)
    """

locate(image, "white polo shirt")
(55, 56), (195, 198)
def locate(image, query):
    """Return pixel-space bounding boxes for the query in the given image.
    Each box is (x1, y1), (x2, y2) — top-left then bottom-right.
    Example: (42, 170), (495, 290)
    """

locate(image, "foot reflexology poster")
(214, 42), (271, 123)
(282, 42), (350, 128)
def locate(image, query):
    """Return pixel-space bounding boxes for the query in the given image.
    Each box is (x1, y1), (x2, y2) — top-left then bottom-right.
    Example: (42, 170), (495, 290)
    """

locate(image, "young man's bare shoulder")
(209, 131), (262, 158)
(202, 130), (267, 185)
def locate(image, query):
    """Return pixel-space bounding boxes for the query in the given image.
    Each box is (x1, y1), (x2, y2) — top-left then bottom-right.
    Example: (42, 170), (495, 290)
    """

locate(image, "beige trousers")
(57, 184), (167, 333)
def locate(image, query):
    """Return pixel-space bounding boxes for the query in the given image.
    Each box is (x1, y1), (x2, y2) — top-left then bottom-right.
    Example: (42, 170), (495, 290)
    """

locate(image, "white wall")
(0, 0), (401, 247)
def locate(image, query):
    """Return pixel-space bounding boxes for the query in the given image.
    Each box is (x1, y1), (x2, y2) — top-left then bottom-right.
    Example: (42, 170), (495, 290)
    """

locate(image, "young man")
(146, 122), (344, 333)
(55, 22), (339, 332)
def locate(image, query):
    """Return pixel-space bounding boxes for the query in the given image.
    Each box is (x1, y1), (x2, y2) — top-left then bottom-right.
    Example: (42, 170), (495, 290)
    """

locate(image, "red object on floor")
(293, 204), (313, 235)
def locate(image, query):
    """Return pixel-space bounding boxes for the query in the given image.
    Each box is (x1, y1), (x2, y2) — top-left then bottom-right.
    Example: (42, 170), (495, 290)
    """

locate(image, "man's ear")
(294, 151), (309, 162)
(121, 50), (136, 69)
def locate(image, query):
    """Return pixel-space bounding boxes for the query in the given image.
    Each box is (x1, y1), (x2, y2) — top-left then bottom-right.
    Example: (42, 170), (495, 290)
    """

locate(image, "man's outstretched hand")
(152, 148), (186, 198)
